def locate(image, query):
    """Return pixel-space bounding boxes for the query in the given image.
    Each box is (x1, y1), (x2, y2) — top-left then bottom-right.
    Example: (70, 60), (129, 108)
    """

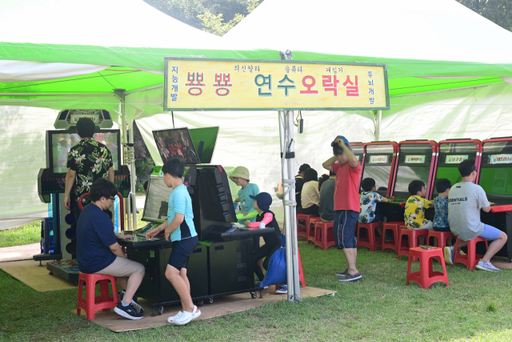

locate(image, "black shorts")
(168, 236), (198, 271)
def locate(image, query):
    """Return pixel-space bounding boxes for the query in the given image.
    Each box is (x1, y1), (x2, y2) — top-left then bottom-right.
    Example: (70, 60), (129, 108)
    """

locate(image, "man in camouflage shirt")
(64, 118), (114, 217)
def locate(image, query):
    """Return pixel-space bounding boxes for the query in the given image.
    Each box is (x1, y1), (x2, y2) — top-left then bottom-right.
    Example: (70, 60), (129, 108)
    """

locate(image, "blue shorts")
(333, 210), (359, 249)
(168, 236), (198, 270)
(479, 224), (502, 241)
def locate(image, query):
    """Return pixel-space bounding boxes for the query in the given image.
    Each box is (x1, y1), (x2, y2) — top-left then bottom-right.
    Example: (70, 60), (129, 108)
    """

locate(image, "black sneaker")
(114, 302), (144, 320)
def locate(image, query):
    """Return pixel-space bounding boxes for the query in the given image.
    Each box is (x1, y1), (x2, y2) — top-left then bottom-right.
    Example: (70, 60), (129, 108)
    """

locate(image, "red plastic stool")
(407, 247), (449, 289)
(297, 214), (317, 239)
(307, 217), (322, 244)
(314, 221), (335, 250)
(275, 247), (306, 291)
(398, 227), (428, 262)
(77, 272), (119, 320)
(427, 230), (455, 250)
(381, 221), (404, 253)
(357, 222), (383, 251)
(453, 237), (489, 270)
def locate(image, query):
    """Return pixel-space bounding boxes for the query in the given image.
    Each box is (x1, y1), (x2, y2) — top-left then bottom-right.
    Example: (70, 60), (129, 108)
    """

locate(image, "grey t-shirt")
(448, 182), (490, 241)
(319, 178), (335, 221)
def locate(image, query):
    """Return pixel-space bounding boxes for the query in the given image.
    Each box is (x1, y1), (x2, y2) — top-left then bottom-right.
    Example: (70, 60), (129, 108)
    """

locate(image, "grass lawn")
(2, 240), (512, 341)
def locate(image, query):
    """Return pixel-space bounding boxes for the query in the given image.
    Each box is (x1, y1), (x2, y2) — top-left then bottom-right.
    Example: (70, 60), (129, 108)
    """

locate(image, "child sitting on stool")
(405, 180), (433, 245)
(245, 192), (283, 292)
(359, 177), (390, 238)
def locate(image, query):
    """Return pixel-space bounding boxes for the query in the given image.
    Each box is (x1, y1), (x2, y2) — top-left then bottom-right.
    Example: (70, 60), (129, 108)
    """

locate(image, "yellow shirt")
(404, 195), (433, 229)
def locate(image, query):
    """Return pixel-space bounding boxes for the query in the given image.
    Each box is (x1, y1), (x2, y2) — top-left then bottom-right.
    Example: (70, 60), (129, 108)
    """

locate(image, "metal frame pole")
(279, 50), (300, 302)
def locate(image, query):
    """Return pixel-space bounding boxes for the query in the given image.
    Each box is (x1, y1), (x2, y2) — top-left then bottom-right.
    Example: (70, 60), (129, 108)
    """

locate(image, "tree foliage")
(457, 0), (512, 32)
(144, 0), (262, 36)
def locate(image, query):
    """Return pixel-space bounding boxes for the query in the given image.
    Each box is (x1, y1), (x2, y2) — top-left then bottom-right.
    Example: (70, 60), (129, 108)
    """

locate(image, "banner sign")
(489, 154), (512, 165)
(405, 155), (426, 164)
(369, 155), (389, 164)
(164, 57), (389, 111)
(445, 155), (468, 164)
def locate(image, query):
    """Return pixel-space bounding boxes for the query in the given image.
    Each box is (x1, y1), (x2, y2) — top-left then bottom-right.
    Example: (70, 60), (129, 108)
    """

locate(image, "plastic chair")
(407, 247), (449, 289)
(453, 237), (489, 270)
(77, 272), (119, 320)
(381, 221), (404, 253)
(297, 214), (318, 239)
(356, 222), (383, 251)
(314, 221), (335, 250)
(308, 217), (322, 244)
(427, 230), (455, 250)
(397, 227), (428, 262)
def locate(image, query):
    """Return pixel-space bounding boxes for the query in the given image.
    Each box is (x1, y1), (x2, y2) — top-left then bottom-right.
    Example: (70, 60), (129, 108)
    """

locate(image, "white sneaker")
(475, 259), (501, 272)
(167, 311), (183, 324)
(174, 306), (201, 325)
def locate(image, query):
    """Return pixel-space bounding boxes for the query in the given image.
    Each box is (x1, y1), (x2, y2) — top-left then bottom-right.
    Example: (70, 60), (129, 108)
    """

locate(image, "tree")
(457, 0), (512, 32)
(144, 0), (262, 35)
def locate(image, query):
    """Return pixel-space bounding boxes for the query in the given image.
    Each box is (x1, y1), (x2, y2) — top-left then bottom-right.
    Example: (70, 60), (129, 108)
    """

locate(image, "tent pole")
(115, 89), (133, 231)
(129, 120), (137, 229)
(279, 50), (300, 302)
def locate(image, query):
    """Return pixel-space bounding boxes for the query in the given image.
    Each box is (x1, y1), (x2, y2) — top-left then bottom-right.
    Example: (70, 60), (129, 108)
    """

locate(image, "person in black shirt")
(295, 163), (310, 213)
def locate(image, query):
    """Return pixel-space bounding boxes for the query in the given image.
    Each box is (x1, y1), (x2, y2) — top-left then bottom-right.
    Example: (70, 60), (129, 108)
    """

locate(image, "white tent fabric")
(381, 82), (512, 142)
(0, 60), (108, 82)
(224, 0), (512, 64)
(0, 0), (222, 50)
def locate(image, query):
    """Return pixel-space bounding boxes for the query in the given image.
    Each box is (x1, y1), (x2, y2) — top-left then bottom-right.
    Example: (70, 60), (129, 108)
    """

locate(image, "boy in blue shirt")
(229, 166), (260, 224)
(433, 178), (451, 232)
(146, 159), (200, 326)
(359, 178), (390, 238)
(77, 178), (145, 320)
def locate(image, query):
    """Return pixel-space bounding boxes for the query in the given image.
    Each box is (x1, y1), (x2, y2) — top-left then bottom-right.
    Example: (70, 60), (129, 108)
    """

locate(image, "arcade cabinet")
(362, 141), (401, 221)
(34, 109), (131, 284)
(118, 127), (274, 315)
(479, 137), (512, 261)
(351, 142), (365, 187)
(386, 140), (438, 222)
(431, 139), (482, 197)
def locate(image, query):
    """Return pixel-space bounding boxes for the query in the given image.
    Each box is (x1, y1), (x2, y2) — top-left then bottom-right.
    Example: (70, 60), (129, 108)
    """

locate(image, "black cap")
(298, 163), (310, 173)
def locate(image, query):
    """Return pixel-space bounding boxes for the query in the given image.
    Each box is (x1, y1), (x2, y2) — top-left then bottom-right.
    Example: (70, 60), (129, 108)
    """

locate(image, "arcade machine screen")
(142, 176), (173, 223)
(47, 129), (121, 175)
(153, 128), (200, 165)
(432, 142), (477, 196)
(479, 141), (512, 205)
(362, 144), (395, 197)
(392, 144), (433, 201)
(189, 127), (219, 164)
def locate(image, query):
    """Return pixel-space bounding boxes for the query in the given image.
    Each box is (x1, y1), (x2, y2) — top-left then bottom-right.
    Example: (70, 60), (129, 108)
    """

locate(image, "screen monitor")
(392, 143), (434, 200)
(479, 140), (512, 204)
(189, 127), (219, 164)
(153, 127), (200, 165)
(47, 129), (121, 176)
(142, 176), (173, 223)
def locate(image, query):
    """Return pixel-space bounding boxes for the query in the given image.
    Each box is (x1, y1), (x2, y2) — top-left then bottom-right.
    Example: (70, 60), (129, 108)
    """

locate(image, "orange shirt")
(332, 161), (362, 212)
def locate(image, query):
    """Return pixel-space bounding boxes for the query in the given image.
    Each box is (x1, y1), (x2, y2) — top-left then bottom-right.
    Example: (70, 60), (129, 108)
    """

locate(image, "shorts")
(96, 256), (144, 277)
(479, 224), (502, 241)
(333, 210), (359, 249)
(433, 226), (450, 232)
(168, 236), (198, 271)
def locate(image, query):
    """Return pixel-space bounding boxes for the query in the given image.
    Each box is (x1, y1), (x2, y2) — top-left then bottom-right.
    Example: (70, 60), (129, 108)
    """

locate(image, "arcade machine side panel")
(350, 143), (365, 190)
(479, 137), (512, 260)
